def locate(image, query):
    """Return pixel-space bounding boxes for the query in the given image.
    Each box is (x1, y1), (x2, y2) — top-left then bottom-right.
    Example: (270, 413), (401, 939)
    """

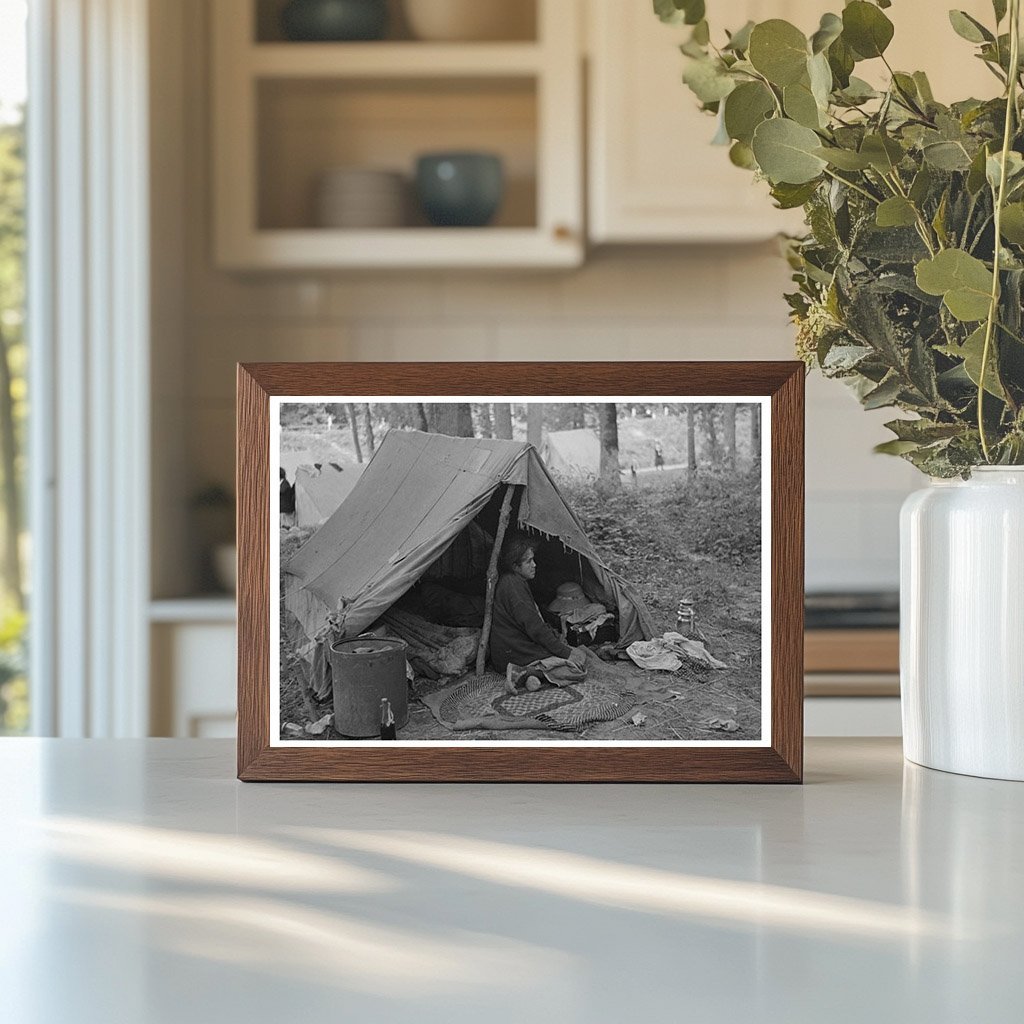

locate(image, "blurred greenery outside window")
(0, 0), (28, 734)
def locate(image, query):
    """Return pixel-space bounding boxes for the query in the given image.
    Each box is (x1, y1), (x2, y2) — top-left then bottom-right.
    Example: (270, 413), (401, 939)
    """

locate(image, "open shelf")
(257, 76), (538, 232)
(249, 42), (544, 77)
(212, 0), (581, 268)
(254, 0), (538, 44)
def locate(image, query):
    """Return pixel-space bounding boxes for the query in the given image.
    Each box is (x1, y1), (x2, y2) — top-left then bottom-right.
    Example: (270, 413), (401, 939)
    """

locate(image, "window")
(0, 0), (28, 734)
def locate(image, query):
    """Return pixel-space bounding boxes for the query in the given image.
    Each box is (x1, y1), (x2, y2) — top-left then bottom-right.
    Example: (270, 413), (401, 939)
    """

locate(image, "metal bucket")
(329, 637), (409, 738)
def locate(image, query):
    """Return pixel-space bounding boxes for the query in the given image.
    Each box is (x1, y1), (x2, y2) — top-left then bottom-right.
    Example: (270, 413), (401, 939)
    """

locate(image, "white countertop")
(1, 738), (1020, 1023)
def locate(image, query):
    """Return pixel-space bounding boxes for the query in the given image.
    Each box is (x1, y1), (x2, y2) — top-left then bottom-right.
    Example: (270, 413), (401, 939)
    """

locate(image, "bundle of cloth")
(380, 608), (479, 679)
(626, 632), (727, 672)
(546, 582), (615, 641)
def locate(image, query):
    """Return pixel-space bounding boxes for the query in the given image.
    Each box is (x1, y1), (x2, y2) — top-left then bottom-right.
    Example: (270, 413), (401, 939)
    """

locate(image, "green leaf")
(770, 180), (820, 209)
(939, 325), (1006, 397)
(827, 36), (855, 89)
(874, 439), (922, 455)
(993, 0), (1008, 24)
(837, 76), (879, 104)
(751, 118), (828, 184)
(842, 1), (895, 59)
(922, 140), (973, 171)
(932, 190), (950, 247)
(986, 150), (1024, 191)
(913, 71), (935, 104)
(915, 249), (994, 322)
(682, 57), (736, 104)
(948, 10), (994, 44)
(729, 140), (757, 169)
(876, 197), (918, 228)
(967, 144), (991, 194)
(653, 0), (705, 26)
(909, 164), (933, 205)
(884, 418), (964, 443)
(862, 374), (903, 409)
(711, 108), (731, 145)
(748, 20), (809, 87)
(724, 20), (755, 53)
(784, 80), (824, 129)
(723, 81), (775, 144)
(808, 51), (833, 109)
(810, 12), (843, 54)
(814, 146), (872, 170)
(860, 133), (904, 173)
(1000, 203), (1024, 244)
(691, 19), (710, 45)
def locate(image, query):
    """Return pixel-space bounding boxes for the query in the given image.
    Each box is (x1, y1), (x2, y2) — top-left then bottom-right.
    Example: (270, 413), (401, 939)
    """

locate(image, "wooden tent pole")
(476, 484), (515, 676)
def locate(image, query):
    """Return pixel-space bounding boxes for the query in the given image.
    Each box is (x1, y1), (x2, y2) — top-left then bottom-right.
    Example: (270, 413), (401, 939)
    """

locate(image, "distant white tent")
(294, 462), (364, 527)
(280, 449), (312, 482)
(541, 428), (600, 479)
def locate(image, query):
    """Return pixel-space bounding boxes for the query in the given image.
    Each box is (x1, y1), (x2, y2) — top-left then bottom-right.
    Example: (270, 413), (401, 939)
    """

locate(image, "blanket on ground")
(421, 649), (635, 733)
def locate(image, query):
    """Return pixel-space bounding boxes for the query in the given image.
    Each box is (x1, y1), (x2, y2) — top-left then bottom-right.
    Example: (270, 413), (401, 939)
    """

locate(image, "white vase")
(900, 467), (1024, 780)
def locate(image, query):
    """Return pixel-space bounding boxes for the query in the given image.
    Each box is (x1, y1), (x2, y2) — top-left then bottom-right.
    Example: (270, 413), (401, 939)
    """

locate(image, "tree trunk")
(702, 406), (720, 461)
(345, 403), (363, 463)
(476, 403), (494, 438)
(426, 403), (475, 437)
(0, 325), (22, 607)
(362, 403), (376, 456)
(724, 404), (737, 471)
(416, 403), (429, 432)
(493, 403), (513, 440)
(598, 403), (620, 486)
(750, 404), (761, 462)
(686, 404), (697, 477)
(526, 404), (543, 449)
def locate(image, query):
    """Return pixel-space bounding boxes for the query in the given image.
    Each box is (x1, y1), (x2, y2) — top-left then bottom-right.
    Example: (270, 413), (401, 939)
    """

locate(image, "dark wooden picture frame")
(238, 362), (804, 782)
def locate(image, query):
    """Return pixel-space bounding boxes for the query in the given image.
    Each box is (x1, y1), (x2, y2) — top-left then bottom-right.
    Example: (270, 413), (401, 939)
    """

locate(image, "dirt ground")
(278, 463), (763, 743)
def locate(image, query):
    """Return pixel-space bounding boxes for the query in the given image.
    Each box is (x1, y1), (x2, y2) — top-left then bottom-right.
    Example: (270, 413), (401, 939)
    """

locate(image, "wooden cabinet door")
(586, 0), (997, 244)
(587, 0), (808, 242)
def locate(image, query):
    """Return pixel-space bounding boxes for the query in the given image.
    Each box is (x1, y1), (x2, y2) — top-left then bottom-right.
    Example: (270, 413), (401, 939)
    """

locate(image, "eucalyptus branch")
(978, 0), (1021, 461)
(749, 69), (784, 117)
(884, 170), (939, 254)
(822, 167), (880, 205)
(969, 213), (994, 253)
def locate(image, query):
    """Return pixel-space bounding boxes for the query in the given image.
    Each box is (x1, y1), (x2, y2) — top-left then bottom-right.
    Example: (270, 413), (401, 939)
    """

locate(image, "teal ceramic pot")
(281, 0), (388, 41)
(415, 152), (505, 227)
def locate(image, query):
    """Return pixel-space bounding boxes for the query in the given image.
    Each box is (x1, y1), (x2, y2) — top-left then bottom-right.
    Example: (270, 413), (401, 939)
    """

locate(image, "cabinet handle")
(553, 224), (574, 241)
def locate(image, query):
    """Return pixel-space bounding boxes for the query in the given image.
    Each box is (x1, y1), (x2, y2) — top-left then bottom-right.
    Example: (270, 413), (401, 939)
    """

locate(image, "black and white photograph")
(272, 397), (769, 745)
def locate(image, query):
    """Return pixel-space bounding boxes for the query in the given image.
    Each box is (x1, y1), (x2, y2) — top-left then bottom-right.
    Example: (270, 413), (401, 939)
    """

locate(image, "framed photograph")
(237, 362), (803, 782)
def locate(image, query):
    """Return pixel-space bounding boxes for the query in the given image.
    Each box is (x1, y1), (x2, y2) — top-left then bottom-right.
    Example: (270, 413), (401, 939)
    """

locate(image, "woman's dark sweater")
(488, 572), (571, 672)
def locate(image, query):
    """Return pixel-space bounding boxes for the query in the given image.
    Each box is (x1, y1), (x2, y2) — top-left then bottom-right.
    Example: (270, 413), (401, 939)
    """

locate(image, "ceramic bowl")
(281, 0), (388, 42)
(315, 168), (407, 228)
(415, 152), (504, 227)
(403, 0), (533, 41)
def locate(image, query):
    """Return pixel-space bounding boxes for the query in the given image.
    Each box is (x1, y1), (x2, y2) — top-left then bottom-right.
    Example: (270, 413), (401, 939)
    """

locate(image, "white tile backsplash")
(181, 247), (918, 592)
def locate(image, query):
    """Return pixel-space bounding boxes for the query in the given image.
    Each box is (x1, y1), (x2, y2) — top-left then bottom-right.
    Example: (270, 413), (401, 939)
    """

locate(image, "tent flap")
(285, 429), (654, 647)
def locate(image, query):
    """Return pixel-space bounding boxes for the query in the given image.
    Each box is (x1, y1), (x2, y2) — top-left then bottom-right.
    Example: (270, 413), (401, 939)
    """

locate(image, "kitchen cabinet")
(211, 0), (583, 269)
(587, 0), (811, 243)
(586, 0), (998, 244)
(150, 600), (237, 738)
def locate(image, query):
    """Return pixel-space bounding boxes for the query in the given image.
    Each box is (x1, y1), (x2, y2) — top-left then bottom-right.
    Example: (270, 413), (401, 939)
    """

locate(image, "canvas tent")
(541, 428), (600, 480)
(294, 461), (363, 527)
(284, 430), (654, 664)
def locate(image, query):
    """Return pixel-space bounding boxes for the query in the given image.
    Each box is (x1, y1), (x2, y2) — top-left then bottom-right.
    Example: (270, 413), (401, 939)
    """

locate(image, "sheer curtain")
(28, 0), (150, 736)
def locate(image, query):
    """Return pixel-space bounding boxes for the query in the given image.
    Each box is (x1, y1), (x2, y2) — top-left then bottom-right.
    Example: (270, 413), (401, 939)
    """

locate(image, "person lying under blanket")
(489, 532), (588, 694)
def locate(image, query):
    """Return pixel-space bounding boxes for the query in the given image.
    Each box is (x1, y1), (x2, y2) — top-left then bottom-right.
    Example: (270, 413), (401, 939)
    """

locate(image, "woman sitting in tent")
(490, 533), (588, 694)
